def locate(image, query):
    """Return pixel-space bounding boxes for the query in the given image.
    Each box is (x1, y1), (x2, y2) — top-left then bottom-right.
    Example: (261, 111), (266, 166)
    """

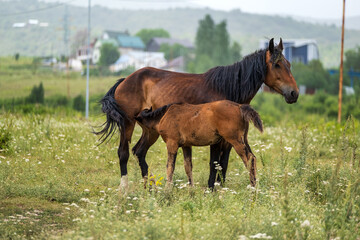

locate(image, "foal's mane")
(204, 49), (268, 103)
(137, 103), (174, 123)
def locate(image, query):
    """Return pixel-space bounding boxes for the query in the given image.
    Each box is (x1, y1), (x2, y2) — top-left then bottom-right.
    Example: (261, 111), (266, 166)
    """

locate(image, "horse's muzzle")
(284, 90), (299, 104)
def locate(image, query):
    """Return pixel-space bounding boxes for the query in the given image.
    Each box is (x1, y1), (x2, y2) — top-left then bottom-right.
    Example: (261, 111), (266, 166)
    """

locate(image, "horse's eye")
(275, 63), (281, 68)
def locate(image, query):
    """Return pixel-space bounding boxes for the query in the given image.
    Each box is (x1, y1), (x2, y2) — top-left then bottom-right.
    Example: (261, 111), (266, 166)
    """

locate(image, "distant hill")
(293, 15), (360, 31)
(1, 0), (360, 67)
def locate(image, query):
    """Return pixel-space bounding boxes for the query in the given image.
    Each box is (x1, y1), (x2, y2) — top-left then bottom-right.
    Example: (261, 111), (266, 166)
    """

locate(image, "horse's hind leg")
(119, 120), (135, 193)
(182, 146), (193, 186)
(132, 128), (159, 188)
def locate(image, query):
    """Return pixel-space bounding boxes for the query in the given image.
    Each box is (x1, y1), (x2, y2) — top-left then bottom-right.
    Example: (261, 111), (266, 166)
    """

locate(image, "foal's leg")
(182, 146), (193, 186)
(118, 120), (135, 193)
(216, 140), (232, 185)
(244, 132), (257, 186)
(228, 139), (256, 187)
(166, 141), (178, 188)
(132, 126), (159, 188)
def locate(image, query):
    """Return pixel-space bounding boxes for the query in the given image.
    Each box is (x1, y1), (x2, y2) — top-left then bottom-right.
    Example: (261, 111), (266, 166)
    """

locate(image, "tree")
(230, 41), (242, 62)
(344, 46), (360, 71)
(213, 20), (230, 65)
(190, 14), (241, 73)
(292, 60), (332, 92)
(71, 29), (87, 57)
(99, 43), (120, 67)
(195, 14), (215, 58)
(27, 82), (44, 104)
(135, 28), (170, 46)
(159, 43), (188, 61)
(14, 53), (20, 61)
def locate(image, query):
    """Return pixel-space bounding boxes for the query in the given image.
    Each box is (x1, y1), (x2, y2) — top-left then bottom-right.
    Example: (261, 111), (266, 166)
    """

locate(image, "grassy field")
(0, 58), (360, 239)
(0, 112), (359, 239)
(0, 57), (116, 99)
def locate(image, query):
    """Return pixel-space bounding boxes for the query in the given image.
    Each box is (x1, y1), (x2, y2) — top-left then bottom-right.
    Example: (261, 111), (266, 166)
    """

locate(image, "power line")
(0, 0), (76, 17)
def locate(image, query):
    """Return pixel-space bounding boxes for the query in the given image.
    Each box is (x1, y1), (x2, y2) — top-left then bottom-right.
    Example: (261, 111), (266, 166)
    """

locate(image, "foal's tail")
(240, 105), (263, 133)
(94, 78), (129, 144)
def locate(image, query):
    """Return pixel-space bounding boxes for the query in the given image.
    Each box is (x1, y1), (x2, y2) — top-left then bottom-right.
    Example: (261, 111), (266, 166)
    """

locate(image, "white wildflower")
(271, 222), (278, 226)
(301, 220), (310, 228)
(84, 189), (90, 192)
(70, 203), (79, 208)
(284, 146), (292, 153)
(250, 233), (272, 239)
(25, 159), (29, 162)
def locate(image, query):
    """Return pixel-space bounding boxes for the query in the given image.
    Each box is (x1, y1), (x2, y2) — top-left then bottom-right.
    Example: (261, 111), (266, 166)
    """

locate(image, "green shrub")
(27, 82), (44, 104)
(47, 95), (69, 107)
(73, 95), (85, 112)
(0, 123), (12, 151)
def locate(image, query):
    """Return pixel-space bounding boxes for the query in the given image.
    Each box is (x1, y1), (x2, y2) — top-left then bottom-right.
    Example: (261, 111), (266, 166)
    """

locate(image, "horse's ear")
(269, 38), (274, 54)
(279, 38), (283, 51)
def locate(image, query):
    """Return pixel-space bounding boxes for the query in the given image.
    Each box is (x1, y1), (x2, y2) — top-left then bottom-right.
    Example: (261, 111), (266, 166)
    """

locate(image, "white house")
(110, 51), (167, 72)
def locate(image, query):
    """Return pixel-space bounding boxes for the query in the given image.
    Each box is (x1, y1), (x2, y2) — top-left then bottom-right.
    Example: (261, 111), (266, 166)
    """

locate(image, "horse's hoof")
(119, 175), (129, 195)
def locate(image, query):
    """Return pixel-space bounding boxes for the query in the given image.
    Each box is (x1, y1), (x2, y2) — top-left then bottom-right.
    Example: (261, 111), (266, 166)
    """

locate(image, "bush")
(73, 95), (85, 112)
(0, 123), (12, 151)
(27, 82), (44, 104)
(47, 95), (69, 107)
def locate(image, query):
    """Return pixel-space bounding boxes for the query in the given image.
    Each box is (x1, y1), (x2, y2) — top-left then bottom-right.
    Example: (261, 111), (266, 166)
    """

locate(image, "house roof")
(117, 36), (145, 49)
(103, 30), (128, 40)
(149, 37), (194, 48)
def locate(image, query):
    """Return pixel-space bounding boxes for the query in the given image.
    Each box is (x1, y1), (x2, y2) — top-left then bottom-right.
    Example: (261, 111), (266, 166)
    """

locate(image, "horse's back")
(114, 67), (220, 118)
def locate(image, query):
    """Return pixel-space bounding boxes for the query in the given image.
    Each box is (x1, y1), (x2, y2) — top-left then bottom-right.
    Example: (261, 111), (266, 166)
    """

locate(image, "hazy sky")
(42, 0), (360, 19)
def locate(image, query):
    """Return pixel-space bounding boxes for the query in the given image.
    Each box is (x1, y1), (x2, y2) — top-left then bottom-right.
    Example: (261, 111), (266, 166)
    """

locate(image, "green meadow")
(0, 58), (359, 239)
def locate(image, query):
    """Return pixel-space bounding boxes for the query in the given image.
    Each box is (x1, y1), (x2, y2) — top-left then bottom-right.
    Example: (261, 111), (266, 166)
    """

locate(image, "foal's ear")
(278, 38), (284, 51)
(269, 38), (274, 54)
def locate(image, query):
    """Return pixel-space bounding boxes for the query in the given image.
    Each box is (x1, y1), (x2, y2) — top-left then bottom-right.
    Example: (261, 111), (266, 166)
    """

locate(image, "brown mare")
(95, 38), (298, 190)
(135, 101), (263, 187)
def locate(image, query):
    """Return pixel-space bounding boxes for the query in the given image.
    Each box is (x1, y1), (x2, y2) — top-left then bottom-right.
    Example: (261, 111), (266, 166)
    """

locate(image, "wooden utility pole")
(338, 0), (346, 123)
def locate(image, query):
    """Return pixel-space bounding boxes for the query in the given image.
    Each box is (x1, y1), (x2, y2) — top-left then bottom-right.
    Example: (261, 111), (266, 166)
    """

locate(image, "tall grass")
(0, 113), (359, 239)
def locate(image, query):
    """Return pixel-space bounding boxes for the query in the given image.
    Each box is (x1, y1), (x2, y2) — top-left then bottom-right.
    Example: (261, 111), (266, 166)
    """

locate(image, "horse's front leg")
(182, 146), (193, 186)
(132, 127), (159, 188)
(208, 143), (221, 189)
(216, 140), (232, 185)
(166, 141), (178, 189)
(118, 120), (135, 194)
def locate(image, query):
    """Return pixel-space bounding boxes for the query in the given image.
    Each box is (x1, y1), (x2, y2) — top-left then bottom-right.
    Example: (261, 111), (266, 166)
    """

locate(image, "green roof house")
(117, 35), (145, 49)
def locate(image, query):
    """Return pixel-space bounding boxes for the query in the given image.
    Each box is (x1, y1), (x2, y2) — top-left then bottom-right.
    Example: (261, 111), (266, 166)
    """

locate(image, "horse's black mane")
(204, 48), (272, 103)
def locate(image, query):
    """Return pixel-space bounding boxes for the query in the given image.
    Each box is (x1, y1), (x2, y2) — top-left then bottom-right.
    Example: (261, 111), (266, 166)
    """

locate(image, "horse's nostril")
(291, 91), (297, 98)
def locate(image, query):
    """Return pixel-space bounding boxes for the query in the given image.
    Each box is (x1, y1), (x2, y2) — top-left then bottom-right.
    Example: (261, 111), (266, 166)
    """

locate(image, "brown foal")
(135, 100), (263, 188)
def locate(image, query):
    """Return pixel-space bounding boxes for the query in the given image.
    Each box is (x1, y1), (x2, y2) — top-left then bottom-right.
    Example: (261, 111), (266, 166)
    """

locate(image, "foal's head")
(135, 104), (173, 129)
(264, 38), (299, 104)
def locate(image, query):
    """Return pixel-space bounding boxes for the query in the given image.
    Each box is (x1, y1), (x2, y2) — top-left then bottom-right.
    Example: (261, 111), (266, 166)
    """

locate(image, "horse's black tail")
(240, 105), (263, 133)
(94, 78), (129, 144)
